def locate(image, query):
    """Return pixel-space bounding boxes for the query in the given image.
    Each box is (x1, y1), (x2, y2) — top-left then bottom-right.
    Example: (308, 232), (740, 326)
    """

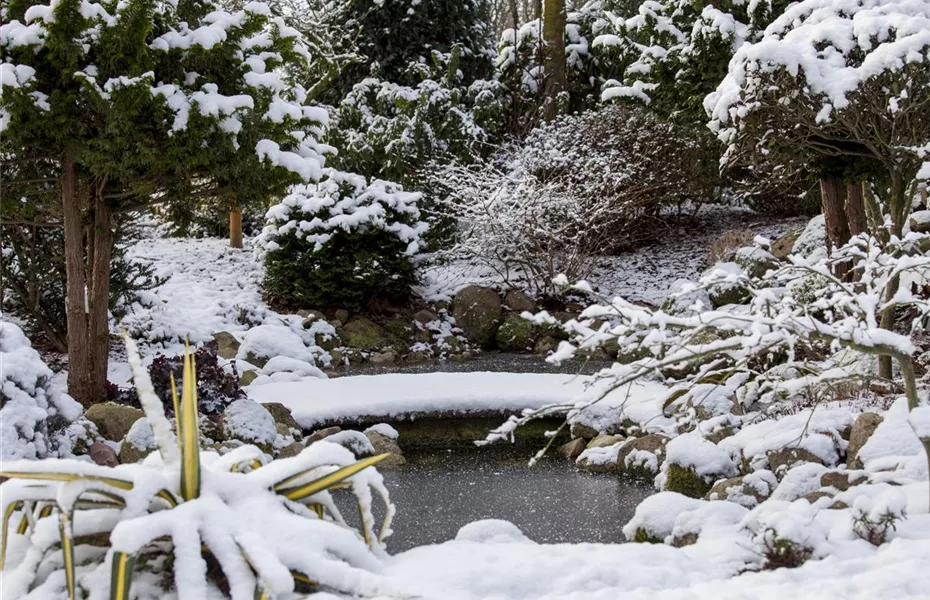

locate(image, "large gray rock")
(557, 438), (587, 459)
(617, 434), (669, 480)
(263, 402), (300, 430)
(502, 289), (537, 313)
(847, 412), (884, 468)
(306, 426), (342, 444)
(495, 314), (535, 352)
(365, 431), (406, 467)
(452, 286), (502, 349)
(771, 229), (801, 259)
(89, 442), (119, 467)
(706, 471), (778, 508)
(767, 447), (826, 477)
(85, 403), (144, 442)
(213, 332), (241, 359)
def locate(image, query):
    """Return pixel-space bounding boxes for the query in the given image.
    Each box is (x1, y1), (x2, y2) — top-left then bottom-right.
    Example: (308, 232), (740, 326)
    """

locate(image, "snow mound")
(455, 520), (532, 544)
(364, 423), (399, 440)
(1, 321), (84, 460)
(857, 398), (923, 470)
(222, 399), (277, 446)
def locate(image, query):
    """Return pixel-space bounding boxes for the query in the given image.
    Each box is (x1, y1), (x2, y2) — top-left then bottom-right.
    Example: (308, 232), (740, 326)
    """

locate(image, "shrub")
(851, 491), (906, 546)
(258, 169), (428, 311)
(0, 339), (394, 599)
(0, 323), (86, 460)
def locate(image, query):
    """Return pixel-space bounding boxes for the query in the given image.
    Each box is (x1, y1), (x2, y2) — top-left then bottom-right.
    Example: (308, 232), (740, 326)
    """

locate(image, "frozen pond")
(340, 447), (653, 552)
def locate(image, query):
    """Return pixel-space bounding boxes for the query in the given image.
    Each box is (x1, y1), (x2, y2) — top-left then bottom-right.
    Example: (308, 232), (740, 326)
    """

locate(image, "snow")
(247, 372), (667, 429)
(663, 432), (738, 478)
(364, 423), (399, 440)
(221, 399), (277, 446)
(857, 398), (924, 468)
(455, 520), (531, 544)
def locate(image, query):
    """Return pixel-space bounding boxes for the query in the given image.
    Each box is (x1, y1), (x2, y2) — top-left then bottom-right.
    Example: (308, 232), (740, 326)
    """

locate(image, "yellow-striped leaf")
(59, 512), (76, 600)
(356, 498), (372, 546)
(1, 500), (23, 570)
(170, 372), (182, 446)
(0, 471), (133, 491)
(275, 454), (389, 502)
(110, 551), (136, 600)
(179, 346), (201, 501)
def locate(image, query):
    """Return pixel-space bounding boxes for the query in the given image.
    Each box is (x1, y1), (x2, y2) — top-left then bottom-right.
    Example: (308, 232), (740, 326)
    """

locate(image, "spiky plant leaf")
(59, 512), (76, 600)
(1, 501), (23, 570)
(275, 454), (389, 502)
(110, 551), (136, 600)
(179, 347), (201, 501)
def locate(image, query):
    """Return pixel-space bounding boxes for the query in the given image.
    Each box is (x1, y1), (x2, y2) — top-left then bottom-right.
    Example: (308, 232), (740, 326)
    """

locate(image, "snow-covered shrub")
(0, 322), (85, 460)
(659, 433), (739, 498)
(258, 169), (428, 311)
(851, 491), (907, 546)
(0, 341), (394, 599)
(742, 500), (826, 569)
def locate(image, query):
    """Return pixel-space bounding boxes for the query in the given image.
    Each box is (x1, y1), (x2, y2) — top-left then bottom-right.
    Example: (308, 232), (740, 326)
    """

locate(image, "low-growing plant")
(757, 529), (813, 570)
(0, 337), (394, 599)
(851, 493), (906, 546)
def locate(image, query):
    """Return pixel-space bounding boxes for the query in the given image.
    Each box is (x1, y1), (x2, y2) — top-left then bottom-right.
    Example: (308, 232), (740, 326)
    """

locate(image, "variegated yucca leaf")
(179, 345), (201, 501)
(275, 453), (390, 502)
(110, 551), (135, 600)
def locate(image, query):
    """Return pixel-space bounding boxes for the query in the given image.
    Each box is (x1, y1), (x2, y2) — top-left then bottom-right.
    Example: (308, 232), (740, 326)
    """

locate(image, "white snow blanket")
(247, 372), (667, 427)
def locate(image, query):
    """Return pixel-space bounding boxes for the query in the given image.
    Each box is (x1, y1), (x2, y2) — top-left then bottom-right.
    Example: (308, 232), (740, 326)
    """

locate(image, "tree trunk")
(820, 177), (850, 253)
(541, 0), (566, 121)
(62, 154), (113, 407)
(845, 182), (868, 237)
(229, 207), (243, 249)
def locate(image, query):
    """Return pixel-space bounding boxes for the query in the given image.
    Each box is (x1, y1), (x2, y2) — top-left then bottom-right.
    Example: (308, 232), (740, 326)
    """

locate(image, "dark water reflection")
(338, 447), (653, 552)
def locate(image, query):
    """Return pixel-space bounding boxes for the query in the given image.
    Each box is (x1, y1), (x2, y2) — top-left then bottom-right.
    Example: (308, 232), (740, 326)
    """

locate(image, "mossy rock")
(341, 317), (389, 350)
(85, 403), (144, 442)
(212, 331), (240, 359)
(452, 286), (502, 349)
(383, 316), (417, 346)
(240, 370), (258, 386)
(495, 314), (536, 351)
(263, 402), (300, 430)
(632, 528), (663, 544)
(664, 463), (712, 498)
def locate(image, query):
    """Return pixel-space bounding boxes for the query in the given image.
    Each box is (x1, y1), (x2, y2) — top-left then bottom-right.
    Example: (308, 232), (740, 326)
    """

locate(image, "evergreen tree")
(1, 0), (329, 405)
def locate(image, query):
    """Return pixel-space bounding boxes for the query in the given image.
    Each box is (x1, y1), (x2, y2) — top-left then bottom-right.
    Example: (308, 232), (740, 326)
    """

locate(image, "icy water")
(339, 447), (653, 552)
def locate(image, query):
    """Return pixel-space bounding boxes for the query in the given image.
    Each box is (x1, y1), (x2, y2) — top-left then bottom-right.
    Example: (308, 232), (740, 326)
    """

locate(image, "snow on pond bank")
(246, 372), (668, 428)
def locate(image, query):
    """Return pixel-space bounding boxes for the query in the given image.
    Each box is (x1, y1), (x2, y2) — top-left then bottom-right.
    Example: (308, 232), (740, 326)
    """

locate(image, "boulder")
(586, 434), (624, 449)
(847, 412), (883, 468)
(277, 441), (305, 459)
(771, 229), (801, 260)
(704, 263), (750, 308)
(413, 309), (439, 325)
(909, 210), (930, 234)
(263, 402), (300, 430)
(665, 464), (713, 498)
(452, 285), (502, 349)
(118, 418), (157, 464)
(617, 434), (669, 480)
(570, 421), (600, 440)
(557, 438), (587, 459)
(370, 349), (399, 364)
(342, 317), (388, 350)
(820, 471), (866, 492)
(734, 246), (778, 279)
(89, 442), (119, 467)
(306, 426), (342, 444)
(706, 471), (778, 508)
(333, 309), (350, 324)
(298, 309), (326, 322)
(240, 370), (258, 386)
(661, 279), (713, 315)
(767, 447), (826, 477)
(85, 403), (144, 442)
(502, 289), (537, 314)
(365, 431), (406, 467)
(495, 314), (535, 352)
(534, 336), (560, 356)
(212, 332), (241, 360)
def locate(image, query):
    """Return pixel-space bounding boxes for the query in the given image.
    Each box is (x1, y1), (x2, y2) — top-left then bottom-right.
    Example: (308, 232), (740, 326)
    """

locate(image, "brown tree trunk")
(62, 153), (113, 407)
(845, 182), (868, 237)
(229, 207), (243, 249)
(820, 177), (850, 253)
(541, 0), (566, 121)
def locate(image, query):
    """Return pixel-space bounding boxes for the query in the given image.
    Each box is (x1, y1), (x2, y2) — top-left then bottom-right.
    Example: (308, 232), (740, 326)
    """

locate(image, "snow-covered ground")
(247, 372), (667, 427)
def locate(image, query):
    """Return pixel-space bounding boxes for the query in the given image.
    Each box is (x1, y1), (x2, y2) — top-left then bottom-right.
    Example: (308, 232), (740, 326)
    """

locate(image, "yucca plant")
(0, 337), (395, 600)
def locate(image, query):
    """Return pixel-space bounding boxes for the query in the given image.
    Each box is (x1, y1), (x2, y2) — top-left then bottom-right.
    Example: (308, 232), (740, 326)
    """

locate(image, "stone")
(665, 464), (713, 498)
(570, 421), (600, 440)
(617, 434), (669, 480)
(85, 403), (144, 442)
(212, 331), (241, 359)
(802, 491), (834, 504)
(240, 370), (258, 386)
(277, 441), (305, 459)
(365, 431), (406, 467)
(369, 348), (399, 364)
(311, 330), (340, 351)
(557, 438), (587, 459)
(534, 336), (560, 356)
(847, 412), (883, 468)
(586, 434), (624, 449)
(734, 246), (779, 279)
(89, 442), (119, 467)
(771, 229), (801, 259)
(341, 317), (388, 350)
(451, 285), (502, 349)
(413, 309), (439, 325)
(244, 352), (269, 369)
(767, 447), (825, 477)
(263, 402), (300, 430)
(118, 439), (154, 464)
(495, 314), (536, 352)
(298, 309), (326, 322)
(820, 471), (866, 492)
(333, 309), (350, 324)
(306, 426), (342, 444)
(909, 210), (930, 234)
(502, 289), (537, 313)
(383, 316), (416, 346)
(439, 335), (464, 354)
(706, 472), (777, 508)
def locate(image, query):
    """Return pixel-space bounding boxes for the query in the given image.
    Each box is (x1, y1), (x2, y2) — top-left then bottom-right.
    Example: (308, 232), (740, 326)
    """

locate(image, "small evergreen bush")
(258, 169), (428, 311)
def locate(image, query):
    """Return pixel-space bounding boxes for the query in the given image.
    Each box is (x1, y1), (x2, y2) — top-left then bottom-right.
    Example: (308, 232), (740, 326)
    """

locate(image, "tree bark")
(62, 153), (113, 407)
(541, 0), (566, 121)
(229, 207), (243, 249)
(845, 182), (868, 237)
(819, 177), (850, 253)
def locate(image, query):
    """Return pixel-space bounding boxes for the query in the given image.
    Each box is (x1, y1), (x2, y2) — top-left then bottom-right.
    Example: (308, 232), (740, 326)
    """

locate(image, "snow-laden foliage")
(258, 169), (429, 310)
(0, 341), (394, 599)
(489, 232), (930, 490)
(434, 103), (719, 296)
(0, 322), (85, 460)
(706, 0), (930, 232)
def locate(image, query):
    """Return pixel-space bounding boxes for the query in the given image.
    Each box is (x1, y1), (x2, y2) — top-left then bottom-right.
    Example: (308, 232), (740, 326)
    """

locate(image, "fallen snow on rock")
(246, 372), (667, 428)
